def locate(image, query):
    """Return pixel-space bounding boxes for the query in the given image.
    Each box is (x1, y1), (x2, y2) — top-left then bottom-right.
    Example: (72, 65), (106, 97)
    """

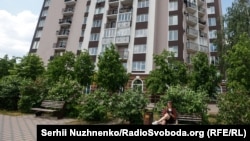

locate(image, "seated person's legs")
(157, 113), (170, 125)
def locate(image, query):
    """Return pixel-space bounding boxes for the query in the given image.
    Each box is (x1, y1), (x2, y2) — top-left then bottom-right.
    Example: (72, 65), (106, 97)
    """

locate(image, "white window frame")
(169, 1), (178, 11)
(133, 44), (147, 54)
(138, 0), (149, 8)
(132, 61), (146, 71)
(168, 30), (178, 41)
(169, 15), (178, 25)
(135, 29), (147, 37)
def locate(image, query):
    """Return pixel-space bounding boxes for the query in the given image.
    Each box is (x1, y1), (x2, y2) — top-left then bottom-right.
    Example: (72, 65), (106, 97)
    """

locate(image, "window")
(32, 41), (40, 49)
(78, 42), (83, 50)
(81, 29), (85, 37)
(95, 7), (104, 14)
(135, 29), (147, 37)
(83, 17), (87, 24)
(41, 9), (48, 17)
(208, 17), (216, 26)
(169, 15), (178, 25)
(132, 79), (143, 92)
(35, 30), (42, 38)
(86, 6), (90, 12)
(123, 62), (127, 70)
(207, 6), (215, 14)
(92, 20), (102, 27)
(89, 47), (98, 56)
(104, 29), (116, 37)
(169, 46), (178, 57)
(138, 0), (149, 8)
(169, 1), (178, 11)
(134, 44), (146, 54)
(210, 43), (217, 52)
(168, 30), (178, 41)
(210, 56), (219, 65)
(58, 39), (67, 47)
(137, 14), (148, 22)
(209, 30), (217, 39)
(132, 61), (145, 71)
(200, 37), (208, 46)
(44, 0), (51, 7)
(38, 19), (45, 27)
(90, 33), (100, 41)
(118, 13), (132, 22)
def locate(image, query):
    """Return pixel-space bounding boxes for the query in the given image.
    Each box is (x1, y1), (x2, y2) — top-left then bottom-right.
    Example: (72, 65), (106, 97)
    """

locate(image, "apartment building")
(29, 0), (222, 91)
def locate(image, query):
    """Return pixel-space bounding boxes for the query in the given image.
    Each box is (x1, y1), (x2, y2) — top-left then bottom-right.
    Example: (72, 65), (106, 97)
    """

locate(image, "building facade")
(29, 0), (222, 91)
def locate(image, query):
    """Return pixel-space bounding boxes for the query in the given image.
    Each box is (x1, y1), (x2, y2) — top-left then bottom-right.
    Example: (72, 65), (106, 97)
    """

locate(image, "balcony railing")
(186, 28), (198, 39)
(115, 36), (130, 45)
(186, 41), (199, 52)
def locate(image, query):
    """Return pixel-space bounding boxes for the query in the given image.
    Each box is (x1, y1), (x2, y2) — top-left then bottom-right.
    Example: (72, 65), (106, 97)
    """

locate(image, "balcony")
(59, 19), (72, 26)
(102, 37), (115, 44)
(115, 36), (130, 45)
(186, 41), (199, 53)
(199, 19), (206, 29)
(198, 0), (205, 6)
(109, 0), (119, 7)
(200, 45), (209, 53)
(64, 0), (77, 6)
(107, 9), (118, 19)
(119, 7), (133, 13)
(56, 30), (70, 38)
(186, 15), (198, 26)
(119, 50), (129, 61)
(53, 43), (67, 50)
(198, 7), (205, 17)
(186, 28), (198, 39)
(199, 31), (207, 37)
(186, 2), (197, 14)
(121, 0), (133, 5)
(117, 21), (131, 28)
(62, 8), (74, 16)
(106, 22), (116, 28)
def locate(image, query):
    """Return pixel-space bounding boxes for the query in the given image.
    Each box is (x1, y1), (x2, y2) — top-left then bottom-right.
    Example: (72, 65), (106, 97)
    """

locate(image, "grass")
(0, 110), (25, 116)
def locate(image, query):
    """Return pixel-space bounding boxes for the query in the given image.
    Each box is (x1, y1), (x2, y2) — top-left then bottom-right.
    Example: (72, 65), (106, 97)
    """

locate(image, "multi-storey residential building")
(29, 0), (222, 92)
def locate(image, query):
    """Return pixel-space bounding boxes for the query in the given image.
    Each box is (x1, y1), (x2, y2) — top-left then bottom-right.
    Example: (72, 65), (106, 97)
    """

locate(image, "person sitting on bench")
(152, 101), (177, 125)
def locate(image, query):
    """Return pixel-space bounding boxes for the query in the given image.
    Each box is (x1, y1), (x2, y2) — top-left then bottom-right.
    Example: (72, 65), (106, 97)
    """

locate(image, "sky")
(0, 0), (234, 59)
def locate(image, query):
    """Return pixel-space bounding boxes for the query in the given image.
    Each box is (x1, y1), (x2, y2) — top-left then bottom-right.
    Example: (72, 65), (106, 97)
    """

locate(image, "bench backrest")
(41, 100), (65, 109)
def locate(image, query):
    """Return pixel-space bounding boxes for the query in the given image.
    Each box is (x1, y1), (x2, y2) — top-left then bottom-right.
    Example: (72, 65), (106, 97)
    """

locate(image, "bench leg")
(35, 111), (43, 117)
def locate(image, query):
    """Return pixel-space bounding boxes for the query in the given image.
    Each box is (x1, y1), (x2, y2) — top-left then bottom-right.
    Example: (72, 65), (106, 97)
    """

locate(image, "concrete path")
(0, 114), (76, 141)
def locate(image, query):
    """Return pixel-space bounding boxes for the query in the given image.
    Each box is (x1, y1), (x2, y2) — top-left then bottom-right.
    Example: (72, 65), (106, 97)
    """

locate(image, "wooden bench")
(31, 100), (66, 119)
(176, 114), (202, 125)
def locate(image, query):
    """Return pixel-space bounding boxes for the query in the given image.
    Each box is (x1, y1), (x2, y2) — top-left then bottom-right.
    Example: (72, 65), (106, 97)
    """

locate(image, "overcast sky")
(0, 0), (234, 59)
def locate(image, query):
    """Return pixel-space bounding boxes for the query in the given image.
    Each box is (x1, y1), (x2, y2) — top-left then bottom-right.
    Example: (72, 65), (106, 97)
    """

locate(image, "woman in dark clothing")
(152, 101), (178, 125)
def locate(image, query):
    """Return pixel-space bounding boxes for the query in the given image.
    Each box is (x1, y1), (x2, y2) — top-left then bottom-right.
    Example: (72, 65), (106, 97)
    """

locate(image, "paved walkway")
(0, 114), (76, 141)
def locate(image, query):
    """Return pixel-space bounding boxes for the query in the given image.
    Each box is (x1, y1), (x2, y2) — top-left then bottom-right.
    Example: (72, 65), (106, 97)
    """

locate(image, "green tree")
(215, 0), (250, 78)
(78, 90), (111, 122)
(46, 51), (76, 84)
(96, 43), (129, 93)
(113, 90), (148, 124)
(74, 50), (95, 87)
(145, 49), (188, 94)
(217, 92), (250, 124)
(189, 52), (220, 98)
(224, 33), (250, 93)
(46, 77), (83, 117)
(0, 75), (23, 110)
(0, 55), (16, 79)
(224, 0), (250, 49)
(15, 54), (45, 81)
